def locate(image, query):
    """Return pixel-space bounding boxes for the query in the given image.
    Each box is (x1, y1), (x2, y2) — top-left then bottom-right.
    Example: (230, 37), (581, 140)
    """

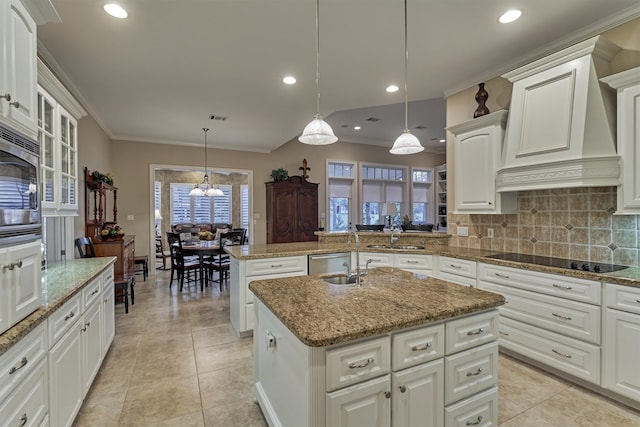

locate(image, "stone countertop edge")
(250, 267), (506, 347)
(0, 257), (116, 357)
(226, 243), (640, 288)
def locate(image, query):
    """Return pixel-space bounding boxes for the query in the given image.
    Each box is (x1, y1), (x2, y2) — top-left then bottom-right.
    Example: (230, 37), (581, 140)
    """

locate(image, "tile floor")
(73, 268), (640, 426)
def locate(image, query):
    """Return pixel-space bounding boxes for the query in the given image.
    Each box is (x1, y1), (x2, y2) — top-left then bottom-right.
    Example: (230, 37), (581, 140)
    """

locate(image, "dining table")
(181, 241), (223, 289)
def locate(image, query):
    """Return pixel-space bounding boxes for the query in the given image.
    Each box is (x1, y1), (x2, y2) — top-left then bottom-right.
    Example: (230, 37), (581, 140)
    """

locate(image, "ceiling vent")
(366, 117), (380, 122)
(209, 114), (228, 121)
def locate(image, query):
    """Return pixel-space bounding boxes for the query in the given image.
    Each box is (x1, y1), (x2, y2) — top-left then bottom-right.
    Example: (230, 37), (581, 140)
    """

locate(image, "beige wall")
(444, 17), (640, 266)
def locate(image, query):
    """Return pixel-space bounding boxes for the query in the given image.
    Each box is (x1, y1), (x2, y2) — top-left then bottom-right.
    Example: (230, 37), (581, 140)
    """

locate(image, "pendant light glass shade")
(299, 115), (338, 145)
(299, 0), (337, 146)
(190, 128), (224, 197)
(390, 0), (424, 155)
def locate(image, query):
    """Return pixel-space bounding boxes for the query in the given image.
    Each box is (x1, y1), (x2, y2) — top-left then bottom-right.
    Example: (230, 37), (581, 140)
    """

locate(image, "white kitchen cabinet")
(448, 110), (516, 214)
(444, 386), (498, 427)
(358, 252), (394, 269)
(230, 255), (307, 336)
(434, 256), (477, 287)
(394, 253), (432, 275)
(327, 375), (391, 427)
(601, 66), (640, 214)
(603, 283), (640, 402)
(0, 356), (48, 427)
(478, 262), (602, 384)
(0, 240), (42, 334)
(102, 268), (115, 354)
(436, 165), (447, 231)
(82, 299), (102, 393)
(392, 359), (444, 427)
(0, 0), (37, 137)
(37, 61), (86, 216)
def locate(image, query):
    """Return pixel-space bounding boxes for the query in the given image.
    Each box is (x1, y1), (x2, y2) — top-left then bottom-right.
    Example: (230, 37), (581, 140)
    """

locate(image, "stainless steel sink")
(322, 274), (359, 285)
(367, 244), (391, 249)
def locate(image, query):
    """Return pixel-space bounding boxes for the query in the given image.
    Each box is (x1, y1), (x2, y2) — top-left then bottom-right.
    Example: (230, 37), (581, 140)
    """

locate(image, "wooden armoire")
(266, 175), (318, 243)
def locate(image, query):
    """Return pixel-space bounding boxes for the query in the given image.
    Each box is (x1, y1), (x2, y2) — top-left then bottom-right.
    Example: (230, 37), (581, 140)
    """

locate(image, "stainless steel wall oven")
(0, 123), (41, 247)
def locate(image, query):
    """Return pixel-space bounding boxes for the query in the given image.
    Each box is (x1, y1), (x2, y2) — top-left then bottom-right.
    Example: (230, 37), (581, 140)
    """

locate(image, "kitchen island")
(249, 267), (505, 427)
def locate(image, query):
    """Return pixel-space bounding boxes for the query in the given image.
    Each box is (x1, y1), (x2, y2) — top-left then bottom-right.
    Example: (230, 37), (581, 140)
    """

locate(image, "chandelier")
(190, 128), (223, 197)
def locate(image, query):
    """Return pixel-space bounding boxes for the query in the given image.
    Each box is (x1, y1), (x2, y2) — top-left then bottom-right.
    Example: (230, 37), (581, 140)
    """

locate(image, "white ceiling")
(37, 0), (640, 155)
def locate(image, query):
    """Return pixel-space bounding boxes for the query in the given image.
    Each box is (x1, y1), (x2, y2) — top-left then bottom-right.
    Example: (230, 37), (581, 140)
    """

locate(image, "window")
(154, 181), (161, 236)
(170, 183), (232, 224)
(327, 161), (356, 232)
(361, 164), (407, 227)
(411, 169), (434, 224)
(241, 184), (249, 228)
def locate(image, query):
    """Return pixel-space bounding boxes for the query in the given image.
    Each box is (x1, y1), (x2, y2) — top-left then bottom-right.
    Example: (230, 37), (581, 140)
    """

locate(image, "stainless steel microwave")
(0, 123), (41, 247)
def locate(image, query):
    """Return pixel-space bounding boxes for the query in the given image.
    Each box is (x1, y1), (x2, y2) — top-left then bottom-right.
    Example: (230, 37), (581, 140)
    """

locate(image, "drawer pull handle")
(2, 260), (23, 271)
(406, 260), (419, 264)
(499, 331), (509, 336)
(399, 385), (406, 393)
(466, 368), (483, 377)
(91, 289), (100, 296)
(64, 311), (75, 321)
(552, 349), (572, 359)
(450, 264), (462, 269)
(552, 312), (572, 321)
(552, 283), (573, 290)
(466, 328), (484, 336)
(348, 357), (374, 369)
(411, 342), (432, 351)
(466, 415), (483, 426)
(20, 414), (28, 427)
(9, 357), (28, 375)
(636, 299), (640, 304)
(495, 272), (510, 278)
(270, 264), (283, 268)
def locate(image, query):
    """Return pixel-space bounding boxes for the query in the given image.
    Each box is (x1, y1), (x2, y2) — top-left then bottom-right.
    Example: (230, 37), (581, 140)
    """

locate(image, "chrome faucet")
(390, 230), (399, 246)
(348, 231), (363, 286)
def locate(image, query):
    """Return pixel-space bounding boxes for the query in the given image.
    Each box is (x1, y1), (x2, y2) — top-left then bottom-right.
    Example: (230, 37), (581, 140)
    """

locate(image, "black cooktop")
(485, 253), (628, 274)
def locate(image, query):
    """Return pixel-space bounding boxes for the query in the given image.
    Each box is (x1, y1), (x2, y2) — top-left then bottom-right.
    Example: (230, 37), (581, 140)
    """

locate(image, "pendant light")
(190, 128), (224, 197)
(390, 0), (424, 155)
(298, 0), (337, 145)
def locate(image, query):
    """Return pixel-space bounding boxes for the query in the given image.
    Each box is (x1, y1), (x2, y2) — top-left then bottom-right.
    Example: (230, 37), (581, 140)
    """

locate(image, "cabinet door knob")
(399, 385), (406, 393)
(384, 391), (391, 399)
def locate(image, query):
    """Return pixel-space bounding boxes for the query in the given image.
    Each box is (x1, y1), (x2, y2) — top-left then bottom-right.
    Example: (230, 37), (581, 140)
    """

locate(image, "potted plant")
(400, 214), (413, 231)
(270, 167), (289, 181)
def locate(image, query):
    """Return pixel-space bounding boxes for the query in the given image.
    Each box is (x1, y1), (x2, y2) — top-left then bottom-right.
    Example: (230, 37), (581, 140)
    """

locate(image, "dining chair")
(167, 232), (201, 291)
(204, 230), (244, 290)
(155, 237), (171, 270)
(75, 237), (96, 258)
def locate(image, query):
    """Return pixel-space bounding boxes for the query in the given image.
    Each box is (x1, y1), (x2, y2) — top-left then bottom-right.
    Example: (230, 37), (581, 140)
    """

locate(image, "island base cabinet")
(603, 308), (640, 401)
(392, 360), (444, 427)
(327, 375), (391, 427)
(0, 357), (48, 427)
(444, 386), (498, 427)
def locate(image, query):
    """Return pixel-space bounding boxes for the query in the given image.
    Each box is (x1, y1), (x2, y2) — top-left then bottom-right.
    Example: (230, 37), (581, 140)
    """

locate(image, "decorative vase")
(473, 83), (490, 118)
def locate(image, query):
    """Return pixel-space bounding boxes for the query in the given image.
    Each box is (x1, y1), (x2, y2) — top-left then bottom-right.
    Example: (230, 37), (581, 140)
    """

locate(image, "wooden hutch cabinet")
(266, 176), (318, 244)
(84, 167), (135, 279)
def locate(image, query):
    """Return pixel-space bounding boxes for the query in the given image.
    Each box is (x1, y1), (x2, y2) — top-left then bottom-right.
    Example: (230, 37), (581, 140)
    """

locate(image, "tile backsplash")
(448, 187), (639, 267)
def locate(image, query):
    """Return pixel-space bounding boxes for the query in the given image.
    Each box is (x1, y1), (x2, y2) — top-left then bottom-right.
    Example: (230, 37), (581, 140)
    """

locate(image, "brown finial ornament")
(473, 83), (490, 118)
(299, 159), (311, 179)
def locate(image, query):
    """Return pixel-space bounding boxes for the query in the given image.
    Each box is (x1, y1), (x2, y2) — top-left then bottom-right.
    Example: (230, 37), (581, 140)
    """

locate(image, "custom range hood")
(496, 36), (621, 192)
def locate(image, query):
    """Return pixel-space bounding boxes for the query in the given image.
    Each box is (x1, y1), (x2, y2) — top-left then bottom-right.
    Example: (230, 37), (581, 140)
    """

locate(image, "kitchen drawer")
(444, 341), (498, 405)
(245, 256), (306, 277)
(445, 311), (498, 355)
(326, 336), (390, 392)
(82, 276), (102, 309)
(0, 357), (48, 427)
(481, 282), (601, 344)
(394, 254), (433, 271)
(479, 263), (601, 304)
(0, 322), (47, 402)
(499, 316), (600, 384)
(605, 283), (640, 315)
(48, 293), (81, 349)
(358, 252), (393, 268)
(444, 386), (498, 427)
(439, 256), (477, 279)
(392, 324), (444, 371)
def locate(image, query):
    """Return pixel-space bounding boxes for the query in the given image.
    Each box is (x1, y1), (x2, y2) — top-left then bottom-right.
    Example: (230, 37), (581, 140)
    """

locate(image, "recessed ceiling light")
(104, 3), (128, 18)
(499, 9), (522, 24)
(283, 76), (296, 85)
(386, 85), (399, 93)
(354, 126), (361, 130)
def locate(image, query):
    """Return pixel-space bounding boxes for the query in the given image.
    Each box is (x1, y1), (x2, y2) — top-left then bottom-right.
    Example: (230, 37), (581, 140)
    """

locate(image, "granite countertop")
(227, 242), (640, 288)
(249, 267), (506, 347)
(0, 257), (116, 357)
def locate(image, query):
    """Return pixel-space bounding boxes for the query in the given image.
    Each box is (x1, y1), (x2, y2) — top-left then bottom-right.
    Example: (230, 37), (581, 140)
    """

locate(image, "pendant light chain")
(203, 127), (209, 176)
(403, 0), (409, 133)
(315, 0), (321, 118)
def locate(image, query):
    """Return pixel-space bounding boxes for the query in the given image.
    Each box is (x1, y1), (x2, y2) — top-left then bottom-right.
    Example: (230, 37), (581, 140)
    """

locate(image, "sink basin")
(367, 244), (391, 249)
(322, 274), (359, 285)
